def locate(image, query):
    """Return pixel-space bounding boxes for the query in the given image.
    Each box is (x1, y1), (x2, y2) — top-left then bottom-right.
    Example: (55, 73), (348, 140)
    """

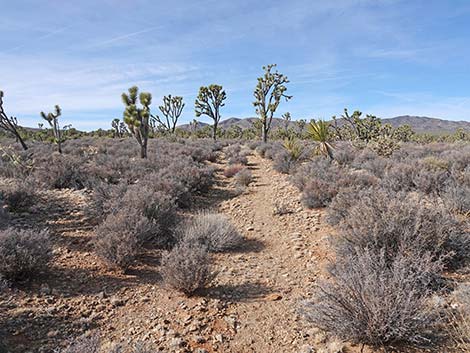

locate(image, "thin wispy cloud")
(88, 26), (162, 48)
(0, 25), (71, 54)
(1, 0), (469, 130)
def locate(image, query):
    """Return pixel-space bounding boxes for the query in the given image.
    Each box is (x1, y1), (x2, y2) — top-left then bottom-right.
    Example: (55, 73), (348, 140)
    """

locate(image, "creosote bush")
(0, 228), (52, 280)
(177, 212), (243, 252)
(160, 242), (215, 295)
(302, 249), (442, 348)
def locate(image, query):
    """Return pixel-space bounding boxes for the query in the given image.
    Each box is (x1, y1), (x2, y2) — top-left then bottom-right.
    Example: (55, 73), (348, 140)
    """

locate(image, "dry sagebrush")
(0, 227), (52, 280)
(160, 242), (215, 295)
(302, 249), (443, 348)
(176, 212), (243, 252)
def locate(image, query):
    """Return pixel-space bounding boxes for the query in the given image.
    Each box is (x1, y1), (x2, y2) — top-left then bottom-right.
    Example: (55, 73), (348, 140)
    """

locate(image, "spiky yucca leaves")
(307, 120), (334, 159)
(253, 64), (292, 142)
(195, 85), (226, 141)
(0, 90), (28, 150)
(282, 136), (304, 161)
(40, 105), (64, 153)
(153, 95), (185, 134)
(122, 86), (153, 158)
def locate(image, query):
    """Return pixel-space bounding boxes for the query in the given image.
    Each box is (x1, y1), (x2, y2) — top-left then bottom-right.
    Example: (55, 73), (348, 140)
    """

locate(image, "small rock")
(246, 226), (254, 231)
(110, 297), (124, 307)
(170, 337), (185, 348)
(266, 293), (283, 301)
(213, 334), (224, 343)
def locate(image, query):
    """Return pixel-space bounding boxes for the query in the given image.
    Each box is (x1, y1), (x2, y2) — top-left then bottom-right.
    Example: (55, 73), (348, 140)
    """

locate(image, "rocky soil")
(0, 149), (356, 353)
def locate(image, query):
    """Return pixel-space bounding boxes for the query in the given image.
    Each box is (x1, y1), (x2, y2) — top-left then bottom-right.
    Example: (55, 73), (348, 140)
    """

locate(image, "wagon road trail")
(209, 149), (333, 353)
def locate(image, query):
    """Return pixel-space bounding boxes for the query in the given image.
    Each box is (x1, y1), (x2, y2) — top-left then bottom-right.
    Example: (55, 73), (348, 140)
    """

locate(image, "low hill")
(179, 115), (470, 135)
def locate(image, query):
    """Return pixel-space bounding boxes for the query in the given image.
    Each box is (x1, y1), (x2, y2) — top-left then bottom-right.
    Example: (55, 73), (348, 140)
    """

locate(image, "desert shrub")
(235, 169), (253, 186)
(94, 209), (155, 270)
(177, 212), (243, 252)
(447, 284), (470, 352)
(225, 143), (241, 158)
(381, 162), (416, 192)
(248, 141), (261, 150)
(88, 182), (129, 220)
(326, 186), (364, 226)
(443, 182), (470, 215)
(273, 150), (295, 174)
(301, 179), (338, 208)
(302, 249), (442, 348)
(0, 228), (52, 280)
(264, 144), (283, 160)
(160, 159), (215, 194)
(0, 181), (37, 213)
(33, 154), (89, 189)
(228, 154), (248, 165)
(111, 186), (177, 243)
(62, 335), (100, 353)
(62, 335), (154, 353)
(332, 142), (356, 166)
(336, 189), (469, 267)
(160, 242), (215, 295)
(291, 157), (347, 191)
(0, 198), (8, 228)
(255, 143), (270, 157)
(224, 164), (245, 178)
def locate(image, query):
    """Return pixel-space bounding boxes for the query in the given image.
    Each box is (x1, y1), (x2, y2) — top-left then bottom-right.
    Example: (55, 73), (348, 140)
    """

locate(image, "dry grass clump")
(447, 284), (470, 352)
(234, 168), (253, 186)
(0, 228), (52, 280)
(176, 212), (243, 252)
(160, 242), (215, 295)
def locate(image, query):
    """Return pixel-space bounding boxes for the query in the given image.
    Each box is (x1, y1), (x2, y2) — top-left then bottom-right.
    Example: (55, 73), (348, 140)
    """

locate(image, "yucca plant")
(282, 136), (304, 161)
(307, 119), (334, 159)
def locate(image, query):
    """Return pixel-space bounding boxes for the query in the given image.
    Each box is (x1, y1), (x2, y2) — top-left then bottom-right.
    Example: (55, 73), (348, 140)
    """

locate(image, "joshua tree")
(0, 91), (28, 150)
(111, 118), (127, 138)
(153, 95), (185, 134)
(307, 119), (334, 159)
(189, 119), (199, 134)
(40, 105), (64, 153)
(195, 84), (226, 141)
(253, 64), (292, 142)
(122, 86), (153, 158)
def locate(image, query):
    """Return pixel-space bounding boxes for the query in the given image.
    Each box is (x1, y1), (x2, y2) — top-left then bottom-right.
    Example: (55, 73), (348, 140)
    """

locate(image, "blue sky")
(1, 0), (470, 130)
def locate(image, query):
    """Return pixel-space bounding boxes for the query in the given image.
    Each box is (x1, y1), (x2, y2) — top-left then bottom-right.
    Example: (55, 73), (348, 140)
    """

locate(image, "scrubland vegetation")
(0, 65), (469, 352)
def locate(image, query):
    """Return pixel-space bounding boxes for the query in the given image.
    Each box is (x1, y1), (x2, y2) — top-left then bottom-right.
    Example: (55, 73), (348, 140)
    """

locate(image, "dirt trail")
(211, 150), (332, 352)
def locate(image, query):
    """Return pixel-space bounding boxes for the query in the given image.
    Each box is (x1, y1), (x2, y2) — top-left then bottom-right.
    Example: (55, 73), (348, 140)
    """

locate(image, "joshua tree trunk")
(213, 121), (218, 141)
(140, 139), (148, 158)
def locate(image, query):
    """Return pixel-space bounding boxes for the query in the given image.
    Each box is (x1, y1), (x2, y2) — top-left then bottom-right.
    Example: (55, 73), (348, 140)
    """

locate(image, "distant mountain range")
(179, 115), (470, 135)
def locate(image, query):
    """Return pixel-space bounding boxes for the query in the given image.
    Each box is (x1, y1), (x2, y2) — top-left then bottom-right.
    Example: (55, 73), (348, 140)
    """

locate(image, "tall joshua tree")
(40, 105), (64, 153)
(253, 64), (292, 142)
(195, 84), (226, 141)
(0, 90), (28, 150)
(122, 86), (153, 158)
(153, 95), (185, 134)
